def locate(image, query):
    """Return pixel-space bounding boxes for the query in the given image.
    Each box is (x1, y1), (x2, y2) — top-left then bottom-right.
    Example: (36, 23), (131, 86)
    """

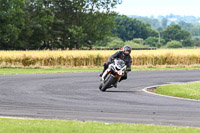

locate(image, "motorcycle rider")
(99, 45), (132, 83)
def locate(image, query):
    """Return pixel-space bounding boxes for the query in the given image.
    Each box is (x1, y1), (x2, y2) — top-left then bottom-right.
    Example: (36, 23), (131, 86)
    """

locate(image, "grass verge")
(1, 66), (200, 75)
(154, 82), (200, 100)
(0, 118), (200, 133)
(0, 68), (102, 75)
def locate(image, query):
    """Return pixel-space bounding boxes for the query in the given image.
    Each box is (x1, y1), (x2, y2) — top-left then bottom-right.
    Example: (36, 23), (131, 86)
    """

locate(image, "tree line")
(0, 0), (198, 50)
(131, 15), (200, 37)
(95, 15), (196, 49)
(0, 0), (121, 50)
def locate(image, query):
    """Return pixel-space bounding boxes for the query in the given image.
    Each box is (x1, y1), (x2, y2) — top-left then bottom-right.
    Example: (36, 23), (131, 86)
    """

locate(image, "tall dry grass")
(0, 49), (200, 68)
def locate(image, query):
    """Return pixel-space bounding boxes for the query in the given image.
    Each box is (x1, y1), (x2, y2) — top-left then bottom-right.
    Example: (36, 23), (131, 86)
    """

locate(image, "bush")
(107, 37), (124, 48)
(182, 39), (194, 47)
(145, 37), (165, 48)
(192, 36), (200, 47)
(132, 38), (144, 44)
(166, 40), (183, 48)
(124, 40), (150, 48)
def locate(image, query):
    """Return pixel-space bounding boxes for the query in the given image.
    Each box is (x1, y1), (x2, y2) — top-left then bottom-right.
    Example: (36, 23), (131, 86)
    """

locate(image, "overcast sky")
(113, 0), (200, 17)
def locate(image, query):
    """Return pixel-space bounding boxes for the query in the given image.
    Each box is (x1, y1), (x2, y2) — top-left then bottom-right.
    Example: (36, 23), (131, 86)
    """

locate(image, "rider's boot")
(99, 72), (103, 77)
(99, 62), (109, 77)
(99, 68), (106, 77)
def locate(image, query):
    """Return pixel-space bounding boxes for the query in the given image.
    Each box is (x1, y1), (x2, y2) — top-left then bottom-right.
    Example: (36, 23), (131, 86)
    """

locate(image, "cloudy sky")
(113, 0), (200, 17)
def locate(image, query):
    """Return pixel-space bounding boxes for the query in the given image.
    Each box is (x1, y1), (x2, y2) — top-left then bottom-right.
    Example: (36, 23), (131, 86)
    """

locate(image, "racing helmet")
(123, 45), (132, 56)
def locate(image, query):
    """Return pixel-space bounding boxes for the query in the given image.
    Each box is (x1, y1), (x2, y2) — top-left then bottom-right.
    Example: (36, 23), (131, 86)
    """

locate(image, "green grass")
(133, 67), (200, 71)
(1, 67), (200, 75)
(0, 118), (200, 133)
(155, 82), (200, 100)
(0, 68), (102, 75)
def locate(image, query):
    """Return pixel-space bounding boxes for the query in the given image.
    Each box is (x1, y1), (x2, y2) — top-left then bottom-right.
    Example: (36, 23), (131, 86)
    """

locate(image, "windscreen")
(116, 60), (125, 69)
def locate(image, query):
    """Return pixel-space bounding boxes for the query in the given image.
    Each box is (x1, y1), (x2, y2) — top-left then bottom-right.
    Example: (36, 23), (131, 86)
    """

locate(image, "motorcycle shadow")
(105, 90), (138, 93)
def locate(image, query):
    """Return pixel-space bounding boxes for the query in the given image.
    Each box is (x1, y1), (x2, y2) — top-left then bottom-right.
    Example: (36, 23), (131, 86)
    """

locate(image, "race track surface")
(0, 70), (200, 127)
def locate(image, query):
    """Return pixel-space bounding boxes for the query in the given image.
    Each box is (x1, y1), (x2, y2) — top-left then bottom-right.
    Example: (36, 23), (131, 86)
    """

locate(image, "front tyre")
(100, 75), (116, 92)
(99, 82), (103, 90)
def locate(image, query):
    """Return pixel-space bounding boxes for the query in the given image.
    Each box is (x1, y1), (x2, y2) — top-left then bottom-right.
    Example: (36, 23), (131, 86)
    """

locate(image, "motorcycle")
(99, 59), (127, 92)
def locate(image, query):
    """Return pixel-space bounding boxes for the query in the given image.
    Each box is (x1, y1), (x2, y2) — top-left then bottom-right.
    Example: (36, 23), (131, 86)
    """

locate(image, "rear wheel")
(100, 74), (117, 92)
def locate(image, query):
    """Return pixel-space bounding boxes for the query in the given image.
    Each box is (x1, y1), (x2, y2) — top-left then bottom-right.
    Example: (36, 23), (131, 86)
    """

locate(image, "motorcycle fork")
(102, 70), (111, 81)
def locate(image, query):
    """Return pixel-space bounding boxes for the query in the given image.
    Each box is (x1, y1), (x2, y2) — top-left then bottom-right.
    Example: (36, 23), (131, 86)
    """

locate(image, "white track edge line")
(142, 81), (200, 102)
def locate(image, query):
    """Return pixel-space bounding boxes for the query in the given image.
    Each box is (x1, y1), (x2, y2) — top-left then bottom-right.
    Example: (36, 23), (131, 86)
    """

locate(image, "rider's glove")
(124, 70), (127, 75)
(126, 68), (131, 72)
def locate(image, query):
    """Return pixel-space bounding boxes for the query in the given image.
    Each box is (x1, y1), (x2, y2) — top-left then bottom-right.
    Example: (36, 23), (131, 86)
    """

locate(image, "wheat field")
(0, 49), (200, 68)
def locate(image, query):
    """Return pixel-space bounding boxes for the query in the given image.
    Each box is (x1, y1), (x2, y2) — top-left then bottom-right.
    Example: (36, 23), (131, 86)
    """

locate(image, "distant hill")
(128, 14), (200, 37)
(129, 14), (200, 24)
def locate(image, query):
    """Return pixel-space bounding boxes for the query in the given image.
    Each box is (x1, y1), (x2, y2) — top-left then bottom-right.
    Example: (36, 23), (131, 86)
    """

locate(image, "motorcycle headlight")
(116, 64), (123, 71)
(117, 64), (122, 69)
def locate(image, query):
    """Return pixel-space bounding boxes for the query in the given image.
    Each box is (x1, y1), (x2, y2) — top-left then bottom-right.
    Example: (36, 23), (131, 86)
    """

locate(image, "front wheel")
(99, 82), (103, 90)
(100, 75), (117, 92)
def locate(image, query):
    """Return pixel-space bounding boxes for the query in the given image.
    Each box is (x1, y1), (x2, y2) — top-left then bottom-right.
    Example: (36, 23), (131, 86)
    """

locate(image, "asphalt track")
(0, 70), (200, 127)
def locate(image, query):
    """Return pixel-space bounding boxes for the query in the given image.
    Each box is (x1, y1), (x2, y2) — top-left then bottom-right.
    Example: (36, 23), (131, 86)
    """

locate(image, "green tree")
(51, 0), (121, 49)
(192, 37), (200, 47)
(113, 15), (158, 41)
(179, 21), (200, 36)
(0, 0), (122, 50)
(161, 24), (192, 47)
(0, 0), (25, 49)
(145, 37), (165, 48)
(17, 0), (54, 50)
(161, 18), (168, 29)
(135, 17), (160, 29)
